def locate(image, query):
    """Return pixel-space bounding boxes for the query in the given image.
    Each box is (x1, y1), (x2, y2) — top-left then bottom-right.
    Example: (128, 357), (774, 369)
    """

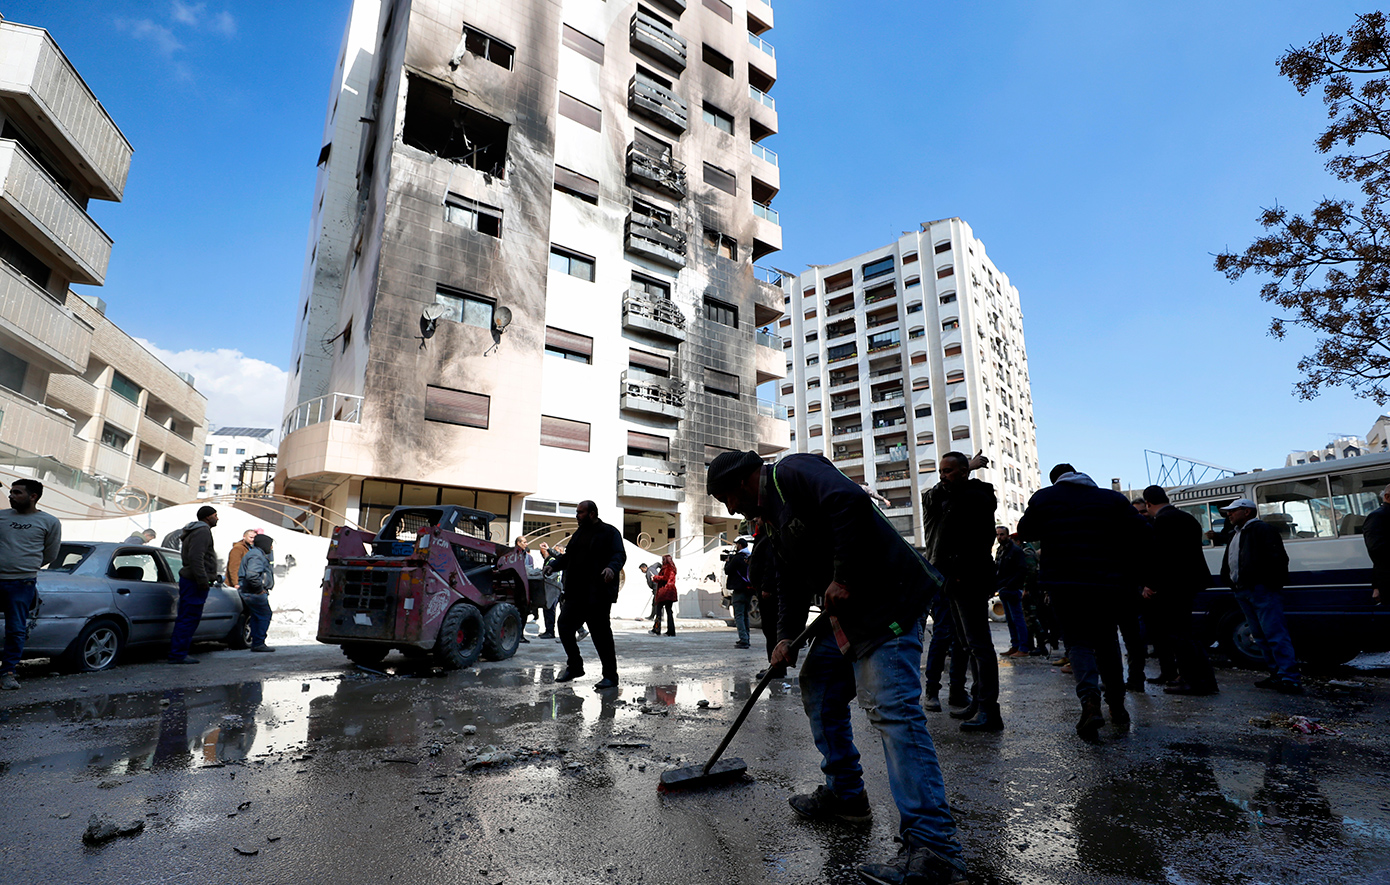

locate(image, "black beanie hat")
(706, 450), (764, 497)
(197, 505), (217, 520)
(253, 534), (273, 553)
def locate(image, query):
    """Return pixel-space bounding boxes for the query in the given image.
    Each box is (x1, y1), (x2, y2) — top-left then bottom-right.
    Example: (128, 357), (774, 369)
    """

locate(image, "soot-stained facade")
(279, 0), (788, 578)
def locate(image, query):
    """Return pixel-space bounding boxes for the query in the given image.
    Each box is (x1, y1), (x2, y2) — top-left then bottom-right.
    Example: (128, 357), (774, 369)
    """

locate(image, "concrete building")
(277, 0), (789, 561)
(779, 218), (1040, 540)
(1286, 435), (1367, 468)
(199, 427), (276, 498)
(0, 20), (205, 515)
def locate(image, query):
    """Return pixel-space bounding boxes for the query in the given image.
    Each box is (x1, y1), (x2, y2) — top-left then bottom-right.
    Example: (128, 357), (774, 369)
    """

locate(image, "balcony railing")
(625, 213), (687, 268)
(0, 256), (93, 373)
(756, 399), (788, 420)
(748, 32), (776, 57)
(282, 392), (363, 438)
(873, 390), (905, 403)
(753, 201), (780, 225)
(751, 142), (778, 166)
(749, 85), (776, 110)
(753, 264), (785, 286)
(621, 371), (687, 417)
(0, 139), (112, 285)
(617, 454), (686, 503)
(877, 469), (909, 482)
(632, 10), (688, 71)
(630, 75), (689, 132)
(626, 143), (687, 198)
(623, 288), (687, 341)
(755, 329), (782, 349)
(832, 424), (863, 436)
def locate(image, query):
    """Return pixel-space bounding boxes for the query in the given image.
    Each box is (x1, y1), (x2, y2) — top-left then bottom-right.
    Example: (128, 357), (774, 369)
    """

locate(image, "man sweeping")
(706, 451), (967, 885)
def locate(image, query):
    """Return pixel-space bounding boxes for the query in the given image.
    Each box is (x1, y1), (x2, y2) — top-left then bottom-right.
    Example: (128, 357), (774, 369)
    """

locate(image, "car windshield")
(47, 544), (93, 573)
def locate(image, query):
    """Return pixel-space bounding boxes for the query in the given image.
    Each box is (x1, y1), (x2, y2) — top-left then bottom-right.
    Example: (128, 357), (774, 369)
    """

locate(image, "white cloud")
(135, 339), (288, 432)
(211, 10), (237, 36)
(117, 18), (183, 55)
(170, 1), (204, 25)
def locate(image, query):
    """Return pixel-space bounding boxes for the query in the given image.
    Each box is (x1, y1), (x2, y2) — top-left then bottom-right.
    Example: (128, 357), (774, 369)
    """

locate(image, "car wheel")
(436, 602), (484, 669)
(747, 594), (763, 631)
(227, 613), (252, 650)
(481, 602), (521, 661)
(342, 643), (390, 667)
(63, 618), (126, 673)
(1218, 610), (1265, 669)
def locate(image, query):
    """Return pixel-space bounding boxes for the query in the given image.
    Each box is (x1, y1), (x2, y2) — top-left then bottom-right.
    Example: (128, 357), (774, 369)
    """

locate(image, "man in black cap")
(168, 505), (219, 664)
(544, 500), (626, 690)
(707, 450), (967, 885)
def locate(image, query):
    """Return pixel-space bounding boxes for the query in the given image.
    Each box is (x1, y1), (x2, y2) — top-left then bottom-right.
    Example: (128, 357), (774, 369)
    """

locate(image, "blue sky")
(8, 1), (1384, 487)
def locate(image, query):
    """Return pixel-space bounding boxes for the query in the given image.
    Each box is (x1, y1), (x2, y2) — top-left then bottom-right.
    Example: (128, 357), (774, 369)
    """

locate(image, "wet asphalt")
(2, 621), (1389, 885)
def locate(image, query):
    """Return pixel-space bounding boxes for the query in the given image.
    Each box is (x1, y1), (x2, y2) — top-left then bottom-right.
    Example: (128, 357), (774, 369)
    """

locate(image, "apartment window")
(702, 44), (734, 76)
(946, 370), (966, 383)
(545, 327), (594, 363)
(107, 371), (141, 405)
(704, 229), (737, 260)
(807, 355), (820, 365)
(219, 448), (228, 454)
(204, 445), (212, 456)
(541, 415), (591, 451)
(805, 331), (819, 343)
(907, 302), (923, 313)
(425, 385), (490, 428)
(633, 197), (674, 227)
(402, 75), (509, 177)
(949, 399), (969, 412)
(213, 484), (223, 492)
(554, 165), (600, 204)
(558, 92), (602, 131)
(629, 348), (672, 377)
(703, 0), (734, 23)
(445, 194), (503, 236)
(703, 295), (738, 328)
(940, 293), (957, 305)
(216, 465), (226, 473)
(703, 162), (737, 195)
(436, 287), (495, 329)
(862, 256), (895, 280)
(0, 227), (52, 290)
(807, 378), (821, 388)
(905, 277), (921, 288)
(705, 367), (740, 398)
(944, 344), (963, 357)
(101, 424), (131, 451)
(903, 252), (919, 265)
(934, 241), (952, 254)
(942, 319), (960, 331)
(461, 24), (515, 69)
(952, 428), (971, 441)
(627, 430), (670, 460)
(632, 273), (670, 299)
(915, 405), (932, 418)
(807, 402), (822, 413)
(235, 448), (246, 455)
(562, 24), (604, 64)
(702, 102), (734, 134)
(937, 265), (955, 279)
(550, 246), (596, 281)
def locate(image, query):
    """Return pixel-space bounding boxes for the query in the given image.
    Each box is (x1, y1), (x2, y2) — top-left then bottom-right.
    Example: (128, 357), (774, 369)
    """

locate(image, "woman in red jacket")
(651, 554), (677, 636)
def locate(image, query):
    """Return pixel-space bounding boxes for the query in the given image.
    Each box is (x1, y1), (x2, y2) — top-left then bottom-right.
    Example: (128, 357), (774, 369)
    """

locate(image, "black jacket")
(179, 520), (218, 587)
(724, 549), (751, 594)
(748, 531), (778, 600)
(921, 478), (997, 585)
(1148, 504), (1212, 594)
(548, 520), (626, 603)
(1363, 503), (1390, 592)
(1218, 518), (1289, 590)
(1016, 480), (1150, 587)
(761, 454), (943, 659)
(994, 541), (1026, 594)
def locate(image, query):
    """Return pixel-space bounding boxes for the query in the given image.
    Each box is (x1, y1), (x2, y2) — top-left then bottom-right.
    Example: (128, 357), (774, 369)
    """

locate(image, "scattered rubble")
(1250, 714), (1343, 736)
(82, 815), (144, 845)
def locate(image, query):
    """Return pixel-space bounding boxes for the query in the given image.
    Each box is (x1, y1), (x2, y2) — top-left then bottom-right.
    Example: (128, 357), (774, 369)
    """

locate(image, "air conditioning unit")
(832, 395), (847, 404)
(834, 445), (849, 456)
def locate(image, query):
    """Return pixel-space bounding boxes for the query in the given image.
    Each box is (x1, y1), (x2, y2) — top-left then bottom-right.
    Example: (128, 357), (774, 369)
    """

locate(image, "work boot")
(0, 673), (19, 690)
(1076, 699), (1105, 740)
(1253, 675), (1280, 690)
(250, 645), (276, 653)
(923, 692), (942, 713)
(858, 838), (968, 885)
(1052, 656), (1070, 667)
(1108, 699), (1131, 731)
(946, 688), (970, 708)
(167, 657), (200, 665)
(959, 701), (1004, 733)
(593, 676), (618, 690)
(948, 700), (978, 721)
(536, 632), (555, 640)
(554, 666), (583, 683)
(788, 785), (872, 823)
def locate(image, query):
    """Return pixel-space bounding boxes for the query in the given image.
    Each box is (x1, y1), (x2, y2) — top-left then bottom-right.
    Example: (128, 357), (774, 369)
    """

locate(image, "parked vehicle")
(8, 542), (247, 672)
(1170, 453), (1390, 666)
(317, 505), (538, 668)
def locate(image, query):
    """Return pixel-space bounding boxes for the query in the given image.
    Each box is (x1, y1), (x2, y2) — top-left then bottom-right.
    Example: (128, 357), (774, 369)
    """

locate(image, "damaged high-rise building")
(278, 0), (789, 578)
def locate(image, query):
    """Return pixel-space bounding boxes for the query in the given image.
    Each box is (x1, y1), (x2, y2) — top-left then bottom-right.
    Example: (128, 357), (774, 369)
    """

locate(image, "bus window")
(1178, 502), (1222, 546)
(1255, 477), (1336, 540)
(1329, 467), (1390, 536)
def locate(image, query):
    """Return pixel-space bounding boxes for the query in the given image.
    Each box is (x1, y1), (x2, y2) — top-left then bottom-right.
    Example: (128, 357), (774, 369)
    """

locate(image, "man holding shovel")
(706, 451), (967, 885)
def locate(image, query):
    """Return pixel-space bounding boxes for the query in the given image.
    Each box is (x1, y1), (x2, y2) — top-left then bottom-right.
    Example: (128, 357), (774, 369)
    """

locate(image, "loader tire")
(481, 602), (522, 661)
(437, 602), (484, 669)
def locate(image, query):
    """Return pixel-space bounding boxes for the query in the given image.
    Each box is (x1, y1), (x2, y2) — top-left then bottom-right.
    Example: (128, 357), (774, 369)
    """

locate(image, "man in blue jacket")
(708, 451), (966, 885)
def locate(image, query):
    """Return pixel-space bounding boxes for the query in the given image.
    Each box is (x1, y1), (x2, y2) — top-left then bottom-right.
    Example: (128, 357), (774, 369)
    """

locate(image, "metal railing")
(749, 85), (776, 110)
(754, 264), (785, 285)
(751, 142), (779, 166)
(282, 392), (364, 438)
(748, 32), (775, 57)
(755, 329), (782, 349)
(753, 201), (780, 225)
(624, 288), (687, 329)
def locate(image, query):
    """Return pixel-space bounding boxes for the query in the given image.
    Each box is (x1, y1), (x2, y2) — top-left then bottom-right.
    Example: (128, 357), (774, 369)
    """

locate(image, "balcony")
(749, 85), (776, 111)
(629, 74), (688, 133)
(626, 143), (687, 199)
(755, 331), (784, 384)
(617, 454), (686, 504)
(872, 390), (905, 404)
(752, 265), (784, 326)
(748, 32), (775, 58)
(751, 142), (778, 167)
(620, 370), (686, 420)
(755, 399), (790, 455)
(830, 399), (860, 413)
(0, 23), (133, 201)
(282, 392), (364, 439)
(622, 289), (687, 342)
(0, 258), (92, 374)
(625, 212), (687, 269)
(753, 200), (780, 225)
(0, 140), (112, 285)
(631, 10), (687, 71)
(0, 385), (75, 459)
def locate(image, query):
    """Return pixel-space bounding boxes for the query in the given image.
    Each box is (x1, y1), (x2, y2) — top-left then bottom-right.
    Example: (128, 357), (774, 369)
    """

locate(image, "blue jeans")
(731, 592), (752, 644)
(168, 576), (208, 660)
(1050, 584), (1125, 705)
(922, 593), (967, 696)
(1234, 585), (1299, 683)
(1000, 590), (1028, 650)
(241, 592), (272, 647)
(800, 620), (964, 868)
(0, 578), (37, 675)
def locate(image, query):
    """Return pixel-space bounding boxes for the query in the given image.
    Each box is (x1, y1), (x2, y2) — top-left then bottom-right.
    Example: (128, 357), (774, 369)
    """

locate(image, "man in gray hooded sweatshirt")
(168, 506), (218, 664)
(237, 534), (276, 652)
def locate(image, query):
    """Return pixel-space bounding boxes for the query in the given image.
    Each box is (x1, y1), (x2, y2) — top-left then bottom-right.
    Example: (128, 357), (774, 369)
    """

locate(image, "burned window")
(445, 194), (502, 237)
(402, 75), (509, 177)
(554, 165), (600, 204)
(562, 24), (604, 64)
(426, 385), (490, 428)
(702, 44), (733, 77)
(702, 0), (734, 23)
(558, 92), (602, 131)
(550, 246), (596, 281)
(461, 24), (515, 69)
(628, 431), (670, 460)
(634, 128), (673, 158)
(703, 295), (737, 328)
(633, 198), (673, 227)
(701, 102), (734, 134)
(341, 320), (353, 352)
(704, 229), (737, 261)
(702, 162), (737, 195)
(632, 273), (670, 299)
(436, 287), (495, 329)
(704, 367), (740, 399)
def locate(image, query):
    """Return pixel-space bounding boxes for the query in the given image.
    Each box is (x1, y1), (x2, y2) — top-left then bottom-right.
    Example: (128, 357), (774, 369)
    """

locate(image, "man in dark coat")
(708, 450), (967, 885)
(1017, 464), (1150, 739)
(1362, 483), (1390, 606)
(544, 500), (626, 690)
(1140, 485), (1218, 695)
(725, 537), (754, 648)
(168, 506), (219, 664)
(994, 527), (1029, 657)
(1217, 497), (1300, 693)
(747, 520), (785, 678)
(921, 451), (1003, 732)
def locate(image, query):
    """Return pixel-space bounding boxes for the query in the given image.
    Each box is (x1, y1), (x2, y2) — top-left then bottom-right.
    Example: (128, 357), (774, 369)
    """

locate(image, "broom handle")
(702, 611), (829, 775)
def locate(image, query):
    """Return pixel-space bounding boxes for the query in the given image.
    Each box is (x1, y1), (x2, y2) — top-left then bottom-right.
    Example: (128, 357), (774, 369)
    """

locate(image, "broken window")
(704, 229), (737, 260)
(436, 287), (495, 329)
(703, 295), (737, 328)
(426, 386), (490, 428)
(545, 327), (594, 363)
(703, 162), (737, 195)
(341, 320), (353, 352)
(701, 102), (734, 134)
(550, 246), (595, 281)
(402, 75), (509, 177)
(558, 92), (602, 131)
(628, 430), (671, 460)
(540, 415), (591, 451)
(554, 165), (600, 204)
(633, 198), (674, 228)
(705, 367), (740, 398)
(632, 273), (671, 299)
(445, 194), (503, 237)
(461, 24), (515, 69)
(317, 143), (332, 166)
(702, 44), (734, 77)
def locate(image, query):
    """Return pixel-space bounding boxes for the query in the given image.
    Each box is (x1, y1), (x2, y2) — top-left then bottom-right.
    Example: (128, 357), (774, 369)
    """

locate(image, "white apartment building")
(199, 427), (276, 498)
(1286, 435), (1367, 468)
(277, 0), (789, 562)
(780, 218), (1041, 540)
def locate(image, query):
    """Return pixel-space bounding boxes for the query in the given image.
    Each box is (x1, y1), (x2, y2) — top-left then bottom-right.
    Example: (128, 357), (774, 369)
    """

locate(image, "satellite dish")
(493, 306), (512, 333)
(420, 304), (447, 339)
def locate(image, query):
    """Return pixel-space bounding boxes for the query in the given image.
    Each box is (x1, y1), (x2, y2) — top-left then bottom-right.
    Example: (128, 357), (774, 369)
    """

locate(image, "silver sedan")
(7, 542), (246, 672)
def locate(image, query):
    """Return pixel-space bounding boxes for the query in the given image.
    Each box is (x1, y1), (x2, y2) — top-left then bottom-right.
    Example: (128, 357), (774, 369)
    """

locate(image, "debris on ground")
(1325, 679), (1368, 690)
(233, 845), (260, 856)
(1249, 714), (1343, 736)
(82, 815), (145, 845)
(462, 725), (477, 735)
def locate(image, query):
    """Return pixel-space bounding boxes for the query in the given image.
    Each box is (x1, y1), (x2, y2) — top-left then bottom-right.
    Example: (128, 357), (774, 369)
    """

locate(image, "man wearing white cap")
(1216, 498), (1300, 693)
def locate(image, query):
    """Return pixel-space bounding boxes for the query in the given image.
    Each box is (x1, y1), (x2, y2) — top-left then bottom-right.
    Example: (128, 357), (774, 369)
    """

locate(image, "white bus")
(1170, 452), (1390, 666)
